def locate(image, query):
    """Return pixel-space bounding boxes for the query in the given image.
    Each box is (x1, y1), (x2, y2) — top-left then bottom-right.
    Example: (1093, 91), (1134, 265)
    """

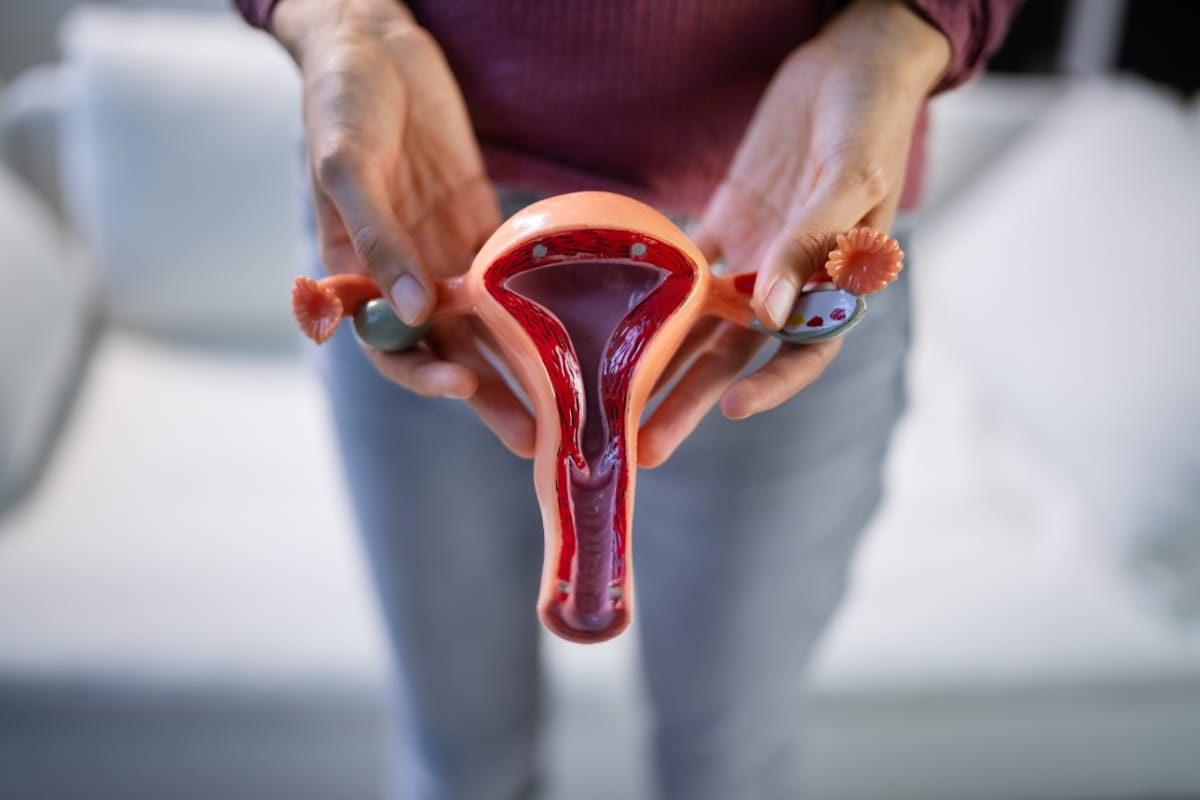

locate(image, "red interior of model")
(486, 229), (696, 641)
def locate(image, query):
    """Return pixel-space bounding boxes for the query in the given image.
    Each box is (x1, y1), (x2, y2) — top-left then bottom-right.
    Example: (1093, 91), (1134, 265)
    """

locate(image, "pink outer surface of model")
(292, 192), (902, 643)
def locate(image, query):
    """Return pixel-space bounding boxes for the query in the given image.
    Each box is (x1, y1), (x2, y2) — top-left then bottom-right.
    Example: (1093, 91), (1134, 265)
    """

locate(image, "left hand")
(639, 0), (950, 468)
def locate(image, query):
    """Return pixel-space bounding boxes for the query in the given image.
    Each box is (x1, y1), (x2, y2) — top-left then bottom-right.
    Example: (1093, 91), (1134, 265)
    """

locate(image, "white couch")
(2, 8), (1199, 800)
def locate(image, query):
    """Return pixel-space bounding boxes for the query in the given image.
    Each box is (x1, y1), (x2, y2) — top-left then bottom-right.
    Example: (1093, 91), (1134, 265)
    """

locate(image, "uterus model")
(293, 192), (902, 643)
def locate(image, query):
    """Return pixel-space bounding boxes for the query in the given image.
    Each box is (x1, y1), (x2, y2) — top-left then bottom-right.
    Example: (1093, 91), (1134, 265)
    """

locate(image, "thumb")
(753, 162), (887, 330)
(316, 148), (434, 326)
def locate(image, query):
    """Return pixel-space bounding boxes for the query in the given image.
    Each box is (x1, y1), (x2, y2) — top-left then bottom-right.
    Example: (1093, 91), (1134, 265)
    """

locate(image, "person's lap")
(310, 191), (911, 800)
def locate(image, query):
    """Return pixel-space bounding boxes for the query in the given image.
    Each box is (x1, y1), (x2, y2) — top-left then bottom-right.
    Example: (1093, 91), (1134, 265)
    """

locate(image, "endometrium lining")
(507, 260), (665, 474)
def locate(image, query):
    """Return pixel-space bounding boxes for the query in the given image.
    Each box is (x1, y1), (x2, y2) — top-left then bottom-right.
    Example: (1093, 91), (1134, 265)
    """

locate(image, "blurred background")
(1, 1), (1198, 798)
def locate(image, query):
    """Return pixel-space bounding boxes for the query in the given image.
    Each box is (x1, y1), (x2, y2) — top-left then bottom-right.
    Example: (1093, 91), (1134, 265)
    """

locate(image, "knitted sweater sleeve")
(907, 0), (1024, 92)
(233, 0), (1022, 91)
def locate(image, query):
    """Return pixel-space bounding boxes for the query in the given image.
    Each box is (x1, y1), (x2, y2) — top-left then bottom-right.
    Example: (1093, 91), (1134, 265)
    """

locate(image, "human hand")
(638, 0), (949, 468)
(272, 0), (535, 455)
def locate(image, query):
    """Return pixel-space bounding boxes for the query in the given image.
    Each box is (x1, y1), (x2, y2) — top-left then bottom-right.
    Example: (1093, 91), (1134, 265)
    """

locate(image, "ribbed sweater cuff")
(233, 0), (281, 30)
(907, 0), (1022, 93)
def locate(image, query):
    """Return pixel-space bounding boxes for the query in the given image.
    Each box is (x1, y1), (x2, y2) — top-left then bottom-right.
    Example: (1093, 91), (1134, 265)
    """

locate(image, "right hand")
(271, 0), (535, 456)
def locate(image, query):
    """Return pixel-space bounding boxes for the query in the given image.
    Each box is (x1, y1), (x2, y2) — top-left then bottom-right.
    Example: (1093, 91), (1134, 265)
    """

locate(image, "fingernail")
(765, 279), (797, 328)
(390, 274), (427, 325)
(441, 375), (474, 400)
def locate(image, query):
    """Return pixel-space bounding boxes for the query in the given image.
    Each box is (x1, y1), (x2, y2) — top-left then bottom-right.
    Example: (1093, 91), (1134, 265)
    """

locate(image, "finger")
(647, 234), (724, 396)
(435, 322), (537, 458)
(360, 318), (536, 457)
(720, 338), (842, 419)
(690, 180), (782, 276)
(650, 316), (721, 398)
(469, 316), (511, 367)
(638, 324), (766, 468)
(688, 218), (724, 270)
(753, 157), (890, 329)
(407, 175), (502, 276)
(859, 182), (903, 236)
(468, 317), (533, 409)
(312, 143), (434, 326)
(361, 345), (478, 399)
(310, 165), (363, 276)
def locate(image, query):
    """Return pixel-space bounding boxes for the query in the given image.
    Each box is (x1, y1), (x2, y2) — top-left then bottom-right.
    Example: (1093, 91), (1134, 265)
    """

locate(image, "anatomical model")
(292, 192), (902, 643)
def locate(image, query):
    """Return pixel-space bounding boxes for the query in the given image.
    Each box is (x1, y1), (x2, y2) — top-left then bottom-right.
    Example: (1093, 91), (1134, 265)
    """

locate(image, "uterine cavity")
(509, 261), (665, 472)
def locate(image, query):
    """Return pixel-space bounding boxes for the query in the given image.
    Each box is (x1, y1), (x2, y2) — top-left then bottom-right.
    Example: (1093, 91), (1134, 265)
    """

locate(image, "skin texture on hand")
(638, 0), (950, 468)
(271, 0), (535, 456)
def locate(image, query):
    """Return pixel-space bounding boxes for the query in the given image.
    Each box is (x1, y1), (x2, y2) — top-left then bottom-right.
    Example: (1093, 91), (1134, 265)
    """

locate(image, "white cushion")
(58, 6), (303, 344)
(0, 331), (380, 682)
(0, 64), (67, 216)
(922, 76), (1065, 213)
(914, 78), (1200, 619)
(0, 162), (95, 508)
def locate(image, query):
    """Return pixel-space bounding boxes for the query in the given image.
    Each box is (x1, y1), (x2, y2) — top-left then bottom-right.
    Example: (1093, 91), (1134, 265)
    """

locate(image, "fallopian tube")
(292, 192), (902, 643)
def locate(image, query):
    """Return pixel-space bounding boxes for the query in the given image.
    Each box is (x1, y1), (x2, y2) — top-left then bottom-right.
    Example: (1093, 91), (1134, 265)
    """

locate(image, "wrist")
(269, 0), (417, 64)
(821, 0), (952, 96)
(890, 1), (954, 94)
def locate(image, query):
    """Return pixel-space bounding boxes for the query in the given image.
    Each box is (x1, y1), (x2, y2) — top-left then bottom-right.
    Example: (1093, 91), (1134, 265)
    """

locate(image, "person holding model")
(235, 1), (1019, 798)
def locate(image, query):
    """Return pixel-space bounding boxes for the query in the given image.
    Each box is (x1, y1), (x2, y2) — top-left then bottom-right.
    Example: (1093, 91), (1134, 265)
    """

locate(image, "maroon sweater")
(237, 0), (1018, 214)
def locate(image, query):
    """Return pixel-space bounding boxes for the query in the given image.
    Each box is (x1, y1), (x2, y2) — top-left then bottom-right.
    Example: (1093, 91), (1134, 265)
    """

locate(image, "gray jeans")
(309, 190), (911, 800)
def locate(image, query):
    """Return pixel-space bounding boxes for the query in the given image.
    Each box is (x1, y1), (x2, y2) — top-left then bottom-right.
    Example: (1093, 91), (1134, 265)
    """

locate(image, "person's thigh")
(634, 264), (912, 800)
(310, 193), (546, 800)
